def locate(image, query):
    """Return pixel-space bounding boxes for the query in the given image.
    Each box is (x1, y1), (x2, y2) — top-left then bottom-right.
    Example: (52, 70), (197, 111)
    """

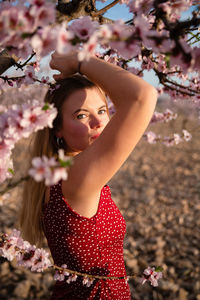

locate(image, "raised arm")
(50, 52), (157, 206)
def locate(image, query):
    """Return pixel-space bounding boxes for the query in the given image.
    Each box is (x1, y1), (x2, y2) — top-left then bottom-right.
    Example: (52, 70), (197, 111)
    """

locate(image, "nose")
(89, 114), (102, 129)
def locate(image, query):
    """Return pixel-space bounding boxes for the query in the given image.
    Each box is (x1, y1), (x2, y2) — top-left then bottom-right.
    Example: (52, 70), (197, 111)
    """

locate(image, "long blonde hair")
(19, 75), (108, 246)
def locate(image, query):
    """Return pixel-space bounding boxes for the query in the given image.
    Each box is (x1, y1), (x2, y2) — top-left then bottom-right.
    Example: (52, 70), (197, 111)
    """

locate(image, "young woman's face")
(57, 88), (110, 155)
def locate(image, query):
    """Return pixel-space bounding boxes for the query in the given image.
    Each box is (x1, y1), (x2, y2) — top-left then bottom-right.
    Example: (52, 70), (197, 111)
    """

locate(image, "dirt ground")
(0, 98), (200, 300)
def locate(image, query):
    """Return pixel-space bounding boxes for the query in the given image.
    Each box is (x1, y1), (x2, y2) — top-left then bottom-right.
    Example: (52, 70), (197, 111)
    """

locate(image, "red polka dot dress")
(42, 182), (131, 299)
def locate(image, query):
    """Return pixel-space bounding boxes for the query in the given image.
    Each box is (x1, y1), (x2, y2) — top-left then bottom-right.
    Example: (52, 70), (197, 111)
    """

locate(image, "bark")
(0, 50), (19, 76)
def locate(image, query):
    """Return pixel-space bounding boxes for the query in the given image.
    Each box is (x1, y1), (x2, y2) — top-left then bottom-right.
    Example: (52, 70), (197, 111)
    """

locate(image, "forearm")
(80, 56), (157, 109)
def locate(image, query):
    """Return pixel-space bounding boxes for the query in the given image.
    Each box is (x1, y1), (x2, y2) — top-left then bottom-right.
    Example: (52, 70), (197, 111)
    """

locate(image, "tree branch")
(0, 176), (29, 196)
(92, 0), (120, 17)
(0, 49), (19, 76)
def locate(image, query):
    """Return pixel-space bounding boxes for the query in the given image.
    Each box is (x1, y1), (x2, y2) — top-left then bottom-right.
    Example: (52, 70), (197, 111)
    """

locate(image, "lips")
(91, 134), (100, 140)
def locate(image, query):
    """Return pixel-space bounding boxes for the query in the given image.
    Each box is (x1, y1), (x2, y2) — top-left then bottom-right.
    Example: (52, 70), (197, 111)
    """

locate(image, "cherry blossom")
(182, 129), (192, 142)
(151, 109), (177, 124)
(0, 229), (52, 271)
(144, 129), (192, 146)
(31, 26), (57, 59)
(24, 66), (36, 84)
(0, 101), (57, 183)
(66, 274), (78, 284)
(141, 266), (163, 287)
(28, 150), (72, 186)
(0, 230), (163, 285)
(54, 264), (69, 281)
(82, 276), (95, 287)
(69, 16), (99, 41)
(144, 131), (158, 144)
(128, 0), (154, 14)
(56, 23), (75, 55)
(78, 35), (98, 62)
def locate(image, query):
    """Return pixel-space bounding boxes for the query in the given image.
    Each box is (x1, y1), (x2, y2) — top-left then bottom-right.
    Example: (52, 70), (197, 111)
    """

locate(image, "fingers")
(53, 74), (63, 81)
(49, 51), (60, 69)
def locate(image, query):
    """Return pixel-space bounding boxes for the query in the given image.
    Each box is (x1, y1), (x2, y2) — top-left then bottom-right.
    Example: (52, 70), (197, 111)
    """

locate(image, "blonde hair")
(19, 75), (108, 246)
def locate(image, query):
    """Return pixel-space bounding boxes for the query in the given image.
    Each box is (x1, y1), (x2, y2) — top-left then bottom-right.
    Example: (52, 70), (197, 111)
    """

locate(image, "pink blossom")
(141, 267), (162, 287)
(127, 66), (143, 77)
(144, 30), (175, 54)
(66, 274), (78, 283)
(24, 66), (36, 84)
(0, 229), (52, 271)
(182, 129), (192, 142)
(133, 14), (151, 41)
(109, 19), (132, 41)
(17, 246), (52, 272)
(141, 56), (155, 71)
(144, 131), (157, 144)
(110, 40), (140, 60)
(69, 16), (99, 41)
(54, 264), (69, 281)
(31, 27), (57, 59)
(40, 76), (50, 84)
(45, 167), (68, 186)
(82, 276), (95, 287)
(98, 24), (112, 42)
(30, 248), (53, 272)
(0, 229), (26, 261)
(128, 0), (154, 14)
(57, 23), (75, 54)
(158, 1), (191, 18)
(174, 133), (182, 145)
(30, 2), (56, 28)
(78, 35), (98, 61)
(151, 109), (177, 124)
(28, 152), (72, 186)
(0, 101), (57, 183)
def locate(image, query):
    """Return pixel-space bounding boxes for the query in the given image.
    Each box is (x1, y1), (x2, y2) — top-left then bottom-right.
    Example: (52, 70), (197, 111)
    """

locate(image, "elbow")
(138, 85), (158, 105)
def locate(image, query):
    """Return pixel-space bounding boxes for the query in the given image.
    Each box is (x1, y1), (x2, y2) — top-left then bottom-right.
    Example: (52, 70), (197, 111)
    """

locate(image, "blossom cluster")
(29, 149), (72, 186)
(0, 229), (163, 287)
(144, 129), (192, 146)
(150, 109), (177, 124)
(0, 0), (56, 60)
(0, 229), (52, 272)
(0, 101), (57, 183)
(0, 0), (199, 102)
(0, 0), (199, 69)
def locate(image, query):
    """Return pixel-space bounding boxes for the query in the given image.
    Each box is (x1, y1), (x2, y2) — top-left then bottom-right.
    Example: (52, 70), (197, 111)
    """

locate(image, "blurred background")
(0, 84), (199, 300)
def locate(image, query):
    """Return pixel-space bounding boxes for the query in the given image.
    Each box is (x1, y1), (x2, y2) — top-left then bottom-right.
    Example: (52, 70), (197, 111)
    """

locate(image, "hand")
(49, 51), (79, 81)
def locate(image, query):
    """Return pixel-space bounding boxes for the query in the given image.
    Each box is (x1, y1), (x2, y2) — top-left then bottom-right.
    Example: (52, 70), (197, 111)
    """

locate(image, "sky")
(5, 1), (197, 88)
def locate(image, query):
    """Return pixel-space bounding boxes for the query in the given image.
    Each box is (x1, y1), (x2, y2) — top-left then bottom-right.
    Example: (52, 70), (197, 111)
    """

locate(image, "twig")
(92, 0), (120, 17)
(14, 52), (36, 70)
(165, 78), (200, 94)
(0, 176), (29, 196)
(54, 264), (136, 280)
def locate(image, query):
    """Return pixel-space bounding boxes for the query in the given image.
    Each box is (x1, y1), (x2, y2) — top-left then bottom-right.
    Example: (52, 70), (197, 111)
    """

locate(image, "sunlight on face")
(57, 87), (110, 155)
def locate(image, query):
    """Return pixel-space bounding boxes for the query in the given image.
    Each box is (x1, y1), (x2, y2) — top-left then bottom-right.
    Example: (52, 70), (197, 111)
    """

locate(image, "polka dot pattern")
(42, 182), (131, 299)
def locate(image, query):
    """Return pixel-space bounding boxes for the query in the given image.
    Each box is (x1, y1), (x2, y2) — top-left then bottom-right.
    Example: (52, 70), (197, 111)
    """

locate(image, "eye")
(76, 113), (87, 120)
(98, 109), (106, 115)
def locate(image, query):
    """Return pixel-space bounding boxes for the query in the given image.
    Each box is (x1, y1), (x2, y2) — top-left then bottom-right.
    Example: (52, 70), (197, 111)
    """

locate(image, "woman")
(20, 51), (157, 299)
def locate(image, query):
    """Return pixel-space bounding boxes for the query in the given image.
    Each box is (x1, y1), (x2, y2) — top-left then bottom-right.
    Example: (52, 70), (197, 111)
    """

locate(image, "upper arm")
(63, 88), (157, 199)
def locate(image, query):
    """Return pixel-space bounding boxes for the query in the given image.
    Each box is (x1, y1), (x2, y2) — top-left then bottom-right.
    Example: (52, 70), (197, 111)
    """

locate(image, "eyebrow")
(73, 105), (107, 115)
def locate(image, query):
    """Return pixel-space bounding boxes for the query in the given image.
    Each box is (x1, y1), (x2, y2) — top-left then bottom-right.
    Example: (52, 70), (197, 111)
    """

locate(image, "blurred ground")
(0, 98), (200, 300)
